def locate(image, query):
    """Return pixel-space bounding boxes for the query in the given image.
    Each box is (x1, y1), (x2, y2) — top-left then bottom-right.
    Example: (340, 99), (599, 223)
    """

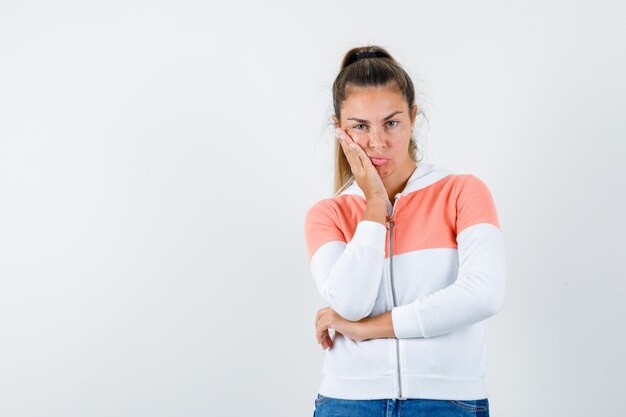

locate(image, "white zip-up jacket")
(303, 163), (506, 400)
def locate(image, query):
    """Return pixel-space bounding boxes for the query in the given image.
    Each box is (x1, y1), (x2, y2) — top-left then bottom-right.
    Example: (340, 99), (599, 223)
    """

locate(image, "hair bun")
(344, 50), (385, 67)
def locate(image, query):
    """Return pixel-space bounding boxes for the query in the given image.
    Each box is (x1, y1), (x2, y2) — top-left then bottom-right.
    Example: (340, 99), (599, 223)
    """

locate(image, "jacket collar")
(338, 163), (455, 198)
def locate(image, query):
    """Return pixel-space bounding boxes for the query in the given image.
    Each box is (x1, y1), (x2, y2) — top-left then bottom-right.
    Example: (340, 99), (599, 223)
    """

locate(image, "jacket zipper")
(387, 194), (405, 400)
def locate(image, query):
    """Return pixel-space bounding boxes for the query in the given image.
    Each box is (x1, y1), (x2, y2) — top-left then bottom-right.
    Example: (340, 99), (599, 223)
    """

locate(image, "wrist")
(351, 320), (368, 342)
(362, 199), (388, 225)
(358, 311), (395, 340)
(366, 196), (388, 206)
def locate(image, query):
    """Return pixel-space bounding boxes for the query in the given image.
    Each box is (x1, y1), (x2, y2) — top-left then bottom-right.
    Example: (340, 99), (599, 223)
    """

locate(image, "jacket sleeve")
(304, 200), (387, 321)
(391, 174), (507, 338)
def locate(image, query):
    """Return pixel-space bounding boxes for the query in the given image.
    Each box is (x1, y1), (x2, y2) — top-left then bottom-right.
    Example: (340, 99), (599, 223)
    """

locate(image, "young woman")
(304, 46), (506, 416)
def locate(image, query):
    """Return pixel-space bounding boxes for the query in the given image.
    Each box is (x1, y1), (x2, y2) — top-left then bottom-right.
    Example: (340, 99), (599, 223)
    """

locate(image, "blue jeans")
(313, 394), (489, 416)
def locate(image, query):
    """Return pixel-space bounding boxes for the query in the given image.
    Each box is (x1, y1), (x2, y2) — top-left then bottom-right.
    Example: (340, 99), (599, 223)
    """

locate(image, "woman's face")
(333, 84), (418, 179)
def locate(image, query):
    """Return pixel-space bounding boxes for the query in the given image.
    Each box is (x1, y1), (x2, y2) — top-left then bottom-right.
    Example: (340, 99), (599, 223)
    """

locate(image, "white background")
(1, 1), (624, 416)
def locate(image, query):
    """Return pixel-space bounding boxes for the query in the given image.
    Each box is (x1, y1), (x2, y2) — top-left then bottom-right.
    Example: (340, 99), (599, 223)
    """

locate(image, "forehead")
(342, 84), (406, 116)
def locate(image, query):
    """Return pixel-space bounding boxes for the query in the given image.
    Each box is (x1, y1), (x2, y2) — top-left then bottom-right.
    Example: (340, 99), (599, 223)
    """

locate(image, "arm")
(390, 175), (507, 339)
(304, 199), (387, 321)
(356, 310), (396, 340)
(350, 224), (506, 340)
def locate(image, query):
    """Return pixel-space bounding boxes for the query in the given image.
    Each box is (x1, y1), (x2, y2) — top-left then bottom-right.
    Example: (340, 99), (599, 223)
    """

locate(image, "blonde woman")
(304, 45), (506, 417)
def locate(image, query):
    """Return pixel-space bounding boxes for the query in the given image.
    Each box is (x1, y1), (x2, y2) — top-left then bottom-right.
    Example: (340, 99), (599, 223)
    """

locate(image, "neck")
(382, 158), (418, 202)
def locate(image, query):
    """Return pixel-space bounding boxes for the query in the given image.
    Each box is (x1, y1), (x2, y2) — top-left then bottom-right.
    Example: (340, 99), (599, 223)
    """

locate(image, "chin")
(375, 165), (393, 177)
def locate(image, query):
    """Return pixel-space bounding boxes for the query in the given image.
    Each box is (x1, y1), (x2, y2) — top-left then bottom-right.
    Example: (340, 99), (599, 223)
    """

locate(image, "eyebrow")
(347, 111), (403, 123)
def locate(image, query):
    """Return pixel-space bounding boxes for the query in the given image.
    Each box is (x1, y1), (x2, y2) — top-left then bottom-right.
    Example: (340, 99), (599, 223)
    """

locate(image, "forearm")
(327, 200), (387, 321)
(357, 310), (396, 340)
(391, 224), (507, 339)
(361, 198), (387, 225)
(308, 200), (388, 322)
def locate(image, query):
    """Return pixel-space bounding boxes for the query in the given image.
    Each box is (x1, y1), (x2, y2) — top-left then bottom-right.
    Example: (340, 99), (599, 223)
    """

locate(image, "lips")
(369, 157), (390, 166)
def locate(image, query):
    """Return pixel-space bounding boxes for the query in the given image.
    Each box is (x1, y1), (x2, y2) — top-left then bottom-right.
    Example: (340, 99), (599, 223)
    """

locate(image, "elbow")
(320, 278), (378, 322)
(483, 283), (505, 317)
(465, 271), (506, 320)
(485, 296), (504, 317)
(335, 302), (374, 322)
(331, 299), (375, 322)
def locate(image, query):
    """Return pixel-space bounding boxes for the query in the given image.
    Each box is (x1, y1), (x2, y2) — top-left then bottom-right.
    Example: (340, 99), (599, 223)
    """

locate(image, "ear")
(331, 115), (340, 128)
(410, 104), (418, 124)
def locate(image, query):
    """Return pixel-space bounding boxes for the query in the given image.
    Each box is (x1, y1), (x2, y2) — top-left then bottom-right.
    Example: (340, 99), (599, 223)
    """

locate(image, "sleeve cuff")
(349, 220), (387, 250)
(392, 303), (424, 338)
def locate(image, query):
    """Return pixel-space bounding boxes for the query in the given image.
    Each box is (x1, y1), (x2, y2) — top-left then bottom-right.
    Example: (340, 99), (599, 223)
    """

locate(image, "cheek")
(390, 127), (409, 138)
(357, 139), (369, 149)
(352, 134), (368, 147)
(349, 129), (368, 140)
(386, 129), (406, 143)
(390, 130), (411, 157)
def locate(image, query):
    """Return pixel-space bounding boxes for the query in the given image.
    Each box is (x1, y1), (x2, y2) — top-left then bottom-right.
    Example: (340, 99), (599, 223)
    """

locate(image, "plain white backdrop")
(1, 1), (624, 416)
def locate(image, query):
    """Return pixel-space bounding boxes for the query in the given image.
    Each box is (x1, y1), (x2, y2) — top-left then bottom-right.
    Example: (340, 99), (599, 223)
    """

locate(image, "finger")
(316, 307), (327, 323)
(316, 312), (333, 347)
(337, 129), (360, 151)
(316, 323), (323, 344)
(320, 331), (329, 349)
(340, 131), (367, 170)
(318, 327), (328, 345)
(336, 129), (354, 158)
(319, 329), (332, 349)
(343, 138), (377, 175)
(336, 129), (364, 171)
(321, 330), (333, 350)
(316, 318), (328, 344)
(343, 134), (369, 164)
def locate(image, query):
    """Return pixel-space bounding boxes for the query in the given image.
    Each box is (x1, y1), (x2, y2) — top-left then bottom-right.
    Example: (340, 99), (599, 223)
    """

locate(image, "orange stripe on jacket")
(304, 195), (382, 262)
(393, 174), (500, 256)
(303, 174), (500, 261)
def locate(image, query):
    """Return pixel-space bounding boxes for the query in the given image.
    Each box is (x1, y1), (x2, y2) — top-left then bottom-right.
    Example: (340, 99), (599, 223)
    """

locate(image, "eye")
(386, 120), (398, 127)
(353, 124), (367, 130)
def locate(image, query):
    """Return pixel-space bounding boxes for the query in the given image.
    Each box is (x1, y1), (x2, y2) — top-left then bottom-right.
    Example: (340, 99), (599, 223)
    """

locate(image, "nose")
(368, 127), (387, 149)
